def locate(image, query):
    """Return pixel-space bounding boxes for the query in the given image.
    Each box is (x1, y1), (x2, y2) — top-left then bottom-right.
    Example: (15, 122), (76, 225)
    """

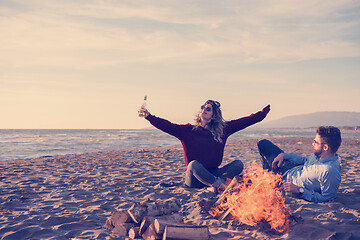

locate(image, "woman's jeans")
(257, 139), (299, 175)
(185, 160), (244, 188)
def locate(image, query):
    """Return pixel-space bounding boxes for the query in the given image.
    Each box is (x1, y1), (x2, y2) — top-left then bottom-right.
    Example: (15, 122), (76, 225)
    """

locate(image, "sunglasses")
(201, 105), (212, 112)
(313, 139), (327, 146)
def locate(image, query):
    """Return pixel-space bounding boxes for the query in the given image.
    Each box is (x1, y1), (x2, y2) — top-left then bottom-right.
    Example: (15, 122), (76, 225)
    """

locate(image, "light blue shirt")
(283, 153), (341, 203)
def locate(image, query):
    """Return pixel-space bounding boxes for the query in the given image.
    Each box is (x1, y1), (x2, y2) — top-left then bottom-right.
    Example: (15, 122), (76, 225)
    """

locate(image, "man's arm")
(273, 152), (306, 169)
(283, 152), (307, 165)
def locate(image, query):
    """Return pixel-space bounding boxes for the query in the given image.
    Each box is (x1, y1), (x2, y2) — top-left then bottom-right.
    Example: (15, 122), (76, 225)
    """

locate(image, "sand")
(0, 137), (359, 240)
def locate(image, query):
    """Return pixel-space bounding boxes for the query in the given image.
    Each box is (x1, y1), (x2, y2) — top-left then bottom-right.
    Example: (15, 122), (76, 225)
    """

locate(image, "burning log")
(162, 225), (210, 240)
(128, 198), (181, 223)
(214, 175), (241, 206)
(209, 163), (291, 234)
(218, 204), (234, 221)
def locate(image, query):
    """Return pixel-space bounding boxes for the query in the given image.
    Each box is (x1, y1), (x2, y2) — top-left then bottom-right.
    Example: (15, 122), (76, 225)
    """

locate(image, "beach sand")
(0, 137), (359, 240)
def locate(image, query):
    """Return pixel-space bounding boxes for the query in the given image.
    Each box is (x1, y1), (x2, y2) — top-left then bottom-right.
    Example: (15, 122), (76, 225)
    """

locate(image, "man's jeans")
(257, 139), (299, 175)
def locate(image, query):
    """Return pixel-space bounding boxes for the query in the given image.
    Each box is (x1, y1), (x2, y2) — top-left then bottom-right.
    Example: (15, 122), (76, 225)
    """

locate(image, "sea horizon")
(1, 128), (359, 162)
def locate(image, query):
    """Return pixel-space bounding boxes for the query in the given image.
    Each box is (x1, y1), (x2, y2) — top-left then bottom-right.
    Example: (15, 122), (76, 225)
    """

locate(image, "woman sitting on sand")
(138, 100), (270, 192)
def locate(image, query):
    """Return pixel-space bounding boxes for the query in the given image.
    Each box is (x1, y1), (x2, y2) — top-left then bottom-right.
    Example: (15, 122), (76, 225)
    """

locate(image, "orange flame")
(209, 163), (291, 233)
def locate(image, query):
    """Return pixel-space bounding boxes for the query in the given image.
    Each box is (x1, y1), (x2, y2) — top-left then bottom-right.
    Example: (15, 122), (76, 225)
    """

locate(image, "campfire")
(209, 163), (291, 233)
(105, 163), (294, 239)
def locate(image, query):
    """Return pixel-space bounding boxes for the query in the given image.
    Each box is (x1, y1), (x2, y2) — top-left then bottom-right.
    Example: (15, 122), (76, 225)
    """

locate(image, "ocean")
(1, 128), (359, 162)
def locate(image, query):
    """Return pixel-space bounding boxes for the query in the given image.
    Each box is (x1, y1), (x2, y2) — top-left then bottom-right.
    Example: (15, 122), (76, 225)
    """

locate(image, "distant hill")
(258, 111), (360, 129)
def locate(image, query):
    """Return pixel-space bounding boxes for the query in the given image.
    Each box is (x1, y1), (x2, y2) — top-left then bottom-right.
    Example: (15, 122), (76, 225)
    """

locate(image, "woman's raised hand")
(138, 105), (149, 118)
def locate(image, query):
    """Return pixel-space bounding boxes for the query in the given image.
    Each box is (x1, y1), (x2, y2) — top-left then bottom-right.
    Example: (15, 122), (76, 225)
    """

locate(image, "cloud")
(1, 0), (359, 71)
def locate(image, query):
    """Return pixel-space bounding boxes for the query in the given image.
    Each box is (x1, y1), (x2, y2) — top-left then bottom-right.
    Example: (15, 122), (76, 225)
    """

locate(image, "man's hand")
(283, 182), (301, 193)
(272, 152), (284, 169)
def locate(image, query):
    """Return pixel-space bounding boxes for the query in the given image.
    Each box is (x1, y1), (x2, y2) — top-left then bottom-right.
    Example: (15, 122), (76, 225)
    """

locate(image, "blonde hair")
(194, 100), (226, 143)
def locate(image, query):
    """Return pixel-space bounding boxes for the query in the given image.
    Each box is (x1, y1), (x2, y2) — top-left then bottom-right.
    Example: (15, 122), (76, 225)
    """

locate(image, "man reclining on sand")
(257, 126), (341, 203)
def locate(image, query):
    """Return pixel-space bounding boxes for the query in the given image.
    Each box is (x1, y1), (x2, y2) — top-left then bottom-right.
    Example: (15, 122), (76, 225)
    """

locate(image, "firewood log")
(110, 209), (134, 226)
(128, 202), (147, 224)
(112, 222), (136, 236)
(104, 217), (114, 231)
(139, 216), (154, 236)
(128, 198), (181, 223)
(142, 223), (161, 240)
(128, 226), (140, 239)
(140, 214), (183, 236)
(162, 225), (210, 240)
(153, 219), (191, 235)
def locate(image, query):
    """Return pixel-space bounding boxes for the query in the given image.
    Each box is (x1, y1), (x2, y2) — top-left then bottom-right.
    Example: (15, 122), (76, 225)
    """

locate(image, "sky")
(1, 0), (360, 129)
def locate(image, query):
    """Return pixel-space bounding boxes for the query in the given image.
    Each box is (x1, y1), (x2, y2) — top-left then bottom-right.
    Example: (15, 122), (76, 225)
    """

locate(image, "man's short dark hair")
(317, 126), (342, 153)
